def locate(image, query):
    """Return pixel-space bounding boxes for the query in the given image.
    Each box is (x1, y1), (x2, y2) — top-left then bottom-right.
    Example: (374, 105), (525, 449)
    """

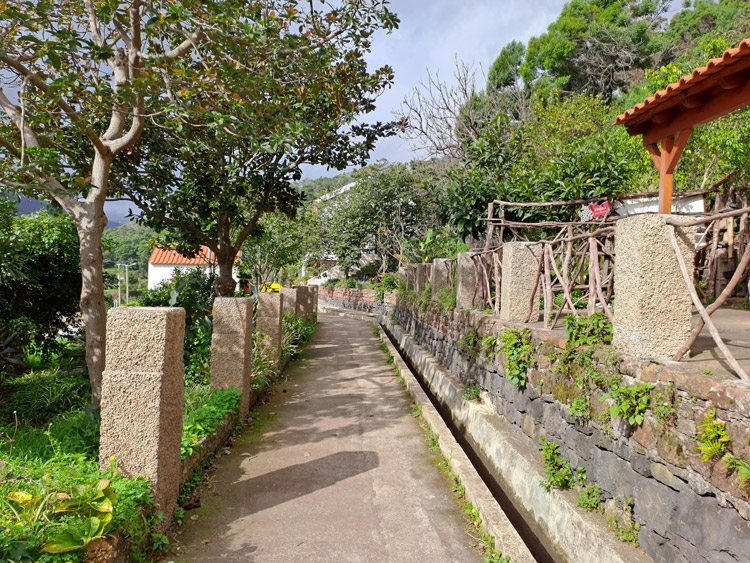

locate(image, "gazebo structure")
(616, 38), (750, 213)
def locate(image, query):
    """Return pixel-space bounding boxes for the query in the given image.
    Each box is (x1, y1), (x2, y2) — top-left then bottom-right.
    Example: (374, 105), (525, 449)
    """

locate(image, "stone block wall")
(318, 286), (396, 316)
(393, 301), (750, 563)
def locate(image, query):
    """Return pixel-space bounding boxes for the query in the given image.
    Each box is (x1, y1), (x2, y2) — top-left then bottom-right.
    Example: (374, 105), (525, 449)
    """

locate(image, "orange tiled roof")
(148, 246), (241, 266)
(616, 38), (750, 126)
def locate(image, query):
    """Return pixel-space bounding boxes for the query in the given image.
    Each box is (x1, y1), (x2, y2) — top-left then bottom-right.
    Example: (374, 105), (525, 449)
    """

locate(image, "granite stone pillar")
(99, 307), (185, 524)
(431, 258), (454, 301)
(406, 265), (416, 292)
(613, 214), (696, 359)
(298, 286), (315, 323)
(398, 266), (408, 288)
(456, 252), (480, 309)
(309, 285), (319, 322)
(256, 292), (284, 371)
(281, 287), (301, 317)
(210, 298), (253, 416)
(414, 263), (427, 295)
(500, 242), (541, 322)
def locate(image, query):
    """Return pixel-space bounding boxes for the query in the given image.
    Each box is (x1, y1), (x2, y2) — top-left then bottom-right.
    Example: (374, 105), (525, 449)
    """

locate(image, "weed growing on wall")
(607, 498), (641, 546)
(464, 381), (481, 401)
(459, 329), (480, 360)
(601, 383), (654, 427)
(577, 484), (601, 511)
(565, 313), (612, 347)
(499, 329), (534, 388)
(419, 283), (433, 313)
(538, 437), (584, 492)
(723, 453), (750, 486)
(480, 335), (498, 363)
(695, 409), (732, 461)
(651, 383), (676, 428)
(436, 286), (457, 316)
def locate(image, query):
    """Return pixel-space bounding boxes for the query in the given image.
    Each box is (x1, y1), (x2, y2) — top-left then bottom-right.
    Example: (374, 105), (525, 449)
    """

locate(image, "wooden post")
(646, 128), (692, 215)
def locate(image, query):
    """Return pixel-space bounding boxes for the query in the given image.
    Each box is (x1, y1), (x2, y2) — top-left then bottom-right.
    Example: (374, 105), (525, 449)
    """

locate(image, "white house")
(147, 246), (240, 290)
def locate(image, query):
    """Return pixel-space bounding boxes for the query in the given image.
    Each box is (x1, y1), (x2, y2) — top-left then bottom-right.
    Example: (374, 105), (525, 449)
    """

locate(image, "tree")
(238, 212), (318, 290)
(0, 0), (396, 403)
(521, 0), (669, 95)
(103, 222), (155, 272)
(316, 160), (442, 273)
(0, 209), (81, 353)
(117, 2), (399, 296)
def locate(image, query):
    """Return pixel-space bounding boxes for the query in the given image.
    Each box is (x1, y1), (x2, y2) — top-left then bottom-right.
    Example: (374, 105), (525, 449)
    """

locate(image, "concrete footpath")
(169, 313), (482, 563)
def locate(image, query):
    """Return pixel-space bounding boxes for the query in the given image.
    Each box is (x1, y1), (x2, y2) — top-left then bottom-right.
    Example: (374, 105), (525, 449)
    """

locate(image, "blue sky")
(302, 0), (569, 177)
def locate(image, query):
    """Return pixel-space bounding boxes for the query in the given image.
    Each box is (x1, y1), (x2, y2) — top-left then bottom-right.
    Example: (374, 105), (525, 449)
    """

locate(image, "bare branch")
(83, 0), (105, 47)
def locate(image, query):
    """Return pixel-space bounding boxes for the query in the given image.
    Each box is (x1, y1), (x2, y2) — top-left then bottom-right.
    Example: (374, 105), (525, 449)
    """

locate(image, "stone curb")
(375, 322), (534, 563)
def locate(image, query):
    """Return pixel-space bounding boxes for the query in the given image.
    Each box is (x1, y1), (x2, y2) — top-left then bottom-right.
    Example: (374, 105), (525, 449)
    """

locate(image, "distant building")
(147, 246), (240, 290)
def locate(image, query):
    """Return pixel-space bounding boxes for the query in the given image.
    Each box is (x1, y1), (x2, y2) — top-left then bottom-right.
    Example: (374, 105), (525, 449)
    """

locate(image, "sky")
(302, 0), (569, 178)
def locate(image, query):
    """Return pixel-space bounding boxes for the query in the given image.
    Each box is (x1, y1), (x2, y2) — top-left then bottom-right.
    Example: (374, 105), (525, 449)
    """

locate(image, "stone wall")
(318, 286), (396, 316)
(325, 287), (750, 562)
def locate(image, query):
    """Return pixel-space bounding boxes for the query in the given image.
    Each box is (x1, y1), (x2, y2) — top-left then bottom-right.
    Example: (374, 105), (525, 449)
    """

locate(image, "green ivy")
(499, 328), (534, 388)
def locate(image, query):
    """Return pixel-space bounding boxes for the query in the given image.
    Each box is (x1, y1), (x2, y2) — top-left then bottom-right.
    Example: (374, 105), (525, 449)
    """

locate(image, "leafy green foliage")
(103, 222), (156, 273)
(565, 313), (613, 347)
(695, 409), (732, 462)
(577, 484), (601, 512)
(723, 453), (750, 486)
(464, 381), (481, 402)
(0, 369), (89, 425)
(418, 283), (432, 313)
(538, 437), (583, 492)
(281, 313), (316, 363)
(374, 273), (399, 302)
(481, 335), (499, 363)
(499, 329), (534, 388)
(459, 329), (480, 360)
(181, 388), (242, 459)
(607, 498), (641, 546)
(651, 383), (676, 428)
(436, 286), (457, 316)
(0, 211), (81, 355)
(601, 383), (655, 427)
(315, 160), (445, 274)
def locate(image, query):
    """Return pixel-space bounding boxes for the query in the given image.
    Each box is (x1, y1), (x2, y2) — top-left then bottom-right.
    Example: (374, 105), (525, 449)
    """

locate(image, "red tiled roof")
(616, 38), (750, 126)
(148, 246), (240, 266)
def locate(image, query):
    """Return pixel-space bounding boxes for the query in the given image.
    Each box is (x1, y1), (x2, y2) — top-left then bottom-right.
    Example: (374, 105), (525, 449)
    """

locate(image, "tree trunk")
(69, 152), (112, 407)
(214, 249), (238, 297)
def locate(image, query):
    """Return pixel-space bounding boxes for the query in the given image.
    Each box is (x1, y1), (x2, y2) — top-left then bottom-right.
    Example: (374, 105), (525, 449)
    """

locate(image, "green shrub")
(601, 383), (654, 427)
(322, 279), (341, 288)
(459, 329), (479, 360)
(181, 387), (242, 459)
(0, 369), (90, 425)
(436, 286), (457, 315)
(538, 437), (583, 492)
(344, 278), (357, 288)
(464, 381), (481, 401)
(565, 313), (612, 347)
(577, 484), (601, 511)
(499, 329), (534, 388)
(374, 273), (398, 302)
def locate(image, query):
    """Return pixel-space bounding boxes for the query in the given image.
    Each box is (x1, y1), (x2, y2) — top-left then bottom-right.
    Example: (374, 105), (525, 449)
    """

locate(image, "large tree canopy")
(117, 2), (399, 296)
(0, 0), (398, 402)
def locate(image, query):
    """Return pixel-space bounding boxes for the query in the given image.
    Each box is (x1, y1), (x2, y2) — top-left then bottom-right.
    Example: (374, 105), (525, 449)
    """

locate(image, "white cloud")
(303, 0), (567, 177)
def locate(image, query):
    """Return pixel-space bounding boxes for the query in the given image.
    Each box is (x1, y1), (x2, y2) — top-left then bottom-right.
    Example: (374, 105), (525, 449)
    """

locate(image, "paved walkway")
(170, 314), (482, 563)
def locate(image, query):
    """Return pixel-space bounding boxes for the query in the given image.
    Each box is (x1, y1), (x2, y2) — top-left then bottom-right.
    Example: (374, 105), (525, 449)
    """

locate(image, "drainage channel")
(381, 324), (561, 563)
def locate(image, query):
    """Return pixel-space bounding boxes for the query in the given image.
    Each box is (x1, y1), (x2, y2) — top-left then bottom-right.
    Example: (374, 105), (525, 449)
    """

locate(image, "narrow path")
(170, 313), (482, 563)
